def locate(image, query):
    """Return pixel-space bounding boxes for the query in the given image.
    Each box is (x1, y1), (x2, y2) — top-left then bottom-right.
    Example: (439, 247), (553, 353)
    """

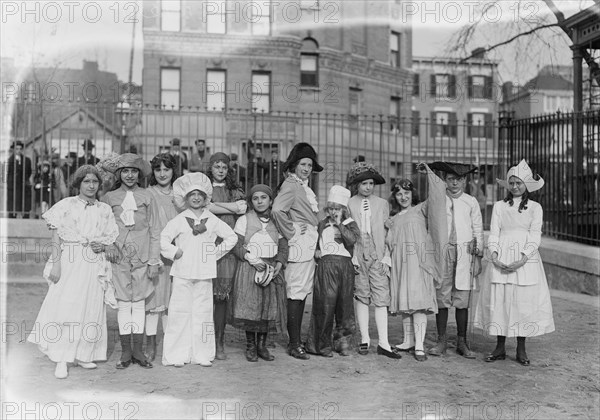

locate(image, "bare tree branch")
(458, 23), (562, 63)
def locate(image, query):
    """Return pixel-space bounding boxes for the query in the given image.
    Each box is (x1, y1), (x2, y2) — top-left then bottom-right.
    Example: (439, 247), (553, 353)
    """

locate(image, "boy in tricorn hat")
(426, 161), (483, 359)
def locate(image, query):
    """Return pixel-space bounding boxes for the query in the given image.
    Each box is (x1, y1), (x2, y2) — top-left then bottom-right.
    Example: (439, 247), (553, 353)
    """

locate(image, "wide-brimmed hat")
(12, 140), (24, 148)
(282, 142), (323, 173)
(497, 159), (544, 192)
(116, 153), (152, 177)
(347, 162), (386, 185)
(327, 185), (351, 206)
(81, 139), (95, 150)
(429, 161), (478, 177)
(174, 172), (213, 202)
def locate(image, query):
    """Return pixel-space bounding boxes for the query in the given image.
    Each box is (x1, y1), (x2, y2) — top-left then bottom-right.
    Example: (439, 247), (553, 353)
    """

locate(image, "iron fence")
(3, 102), (599, 245)
(501, 110), (600, 245)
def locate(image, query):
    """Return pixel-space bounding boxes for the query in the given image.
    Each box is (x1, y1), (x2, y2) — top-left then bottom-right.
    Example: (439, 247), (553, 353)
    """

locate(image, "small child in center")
(160, 173), (237, 367)
(306, 185), (360, 357)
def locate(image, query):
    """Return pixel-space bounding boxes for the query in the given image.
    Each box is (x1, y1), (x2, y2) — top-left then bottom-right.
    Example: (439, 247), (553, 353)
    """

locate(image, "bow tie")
(186, 217), (208, 235)
(212, 182), (226, 187)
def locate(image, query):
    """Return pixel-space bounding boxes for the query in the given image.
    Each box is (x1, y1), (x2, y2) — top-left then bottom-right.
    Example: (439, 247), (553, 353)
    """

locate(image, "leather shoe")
(485, 352), (506, 362)
(414, 350), (428, 362)
(116, 359), (132, 369)
(516, 354), (530, 366)
(132, 357), (153, 368)
(377, 345), (402, 359)
(289, 346), (310, 360)
(358, 343), (369, 355)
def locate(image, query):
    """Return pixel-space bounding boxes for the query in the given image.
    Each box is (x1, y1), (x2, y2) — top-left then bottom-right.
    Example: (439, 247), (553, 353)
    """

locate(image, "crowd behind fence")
(2, 103), (598, 245)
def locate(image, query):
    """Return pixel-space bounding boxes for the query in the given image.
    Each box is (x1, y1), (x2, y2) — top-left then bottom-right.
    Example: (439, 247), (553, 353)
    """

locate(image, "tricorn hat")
(282, 142), (323, 173)
(429, 161), (478, 177)
(116, 153), (152, 177)
(497, 159), (544, 192)
(347, 162), (386, 185)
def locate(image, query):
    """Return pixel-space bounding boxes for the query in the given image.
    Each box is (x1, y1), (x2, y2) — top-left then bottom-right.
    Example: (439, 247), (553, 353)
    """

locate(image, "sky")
(0, 0), (595, 87)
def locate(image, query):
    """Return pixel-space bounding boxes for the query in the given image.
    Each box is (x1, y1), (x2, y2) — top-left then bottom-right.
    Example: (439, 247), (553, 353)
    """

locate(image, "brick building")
(141, 0), (413, 198)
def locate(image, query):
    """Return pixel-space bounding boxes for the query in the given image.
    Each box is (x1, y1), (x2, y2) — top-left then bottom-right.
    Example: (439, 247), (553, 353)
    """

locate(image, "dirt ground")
(1, 280), (599, 420)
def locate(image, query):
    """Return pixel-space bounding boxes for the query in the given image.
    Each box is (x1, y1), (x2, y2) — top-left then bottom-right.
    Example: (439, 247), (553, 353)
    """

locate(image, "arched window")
(300, 38), (319, 87)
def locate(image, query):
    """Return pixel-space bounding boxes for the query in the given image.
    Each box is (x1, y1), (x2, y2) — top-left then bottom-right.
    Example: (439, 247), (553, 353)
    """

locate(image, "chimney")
(83, 60), (99, 73)
(471, 48), (486, 59)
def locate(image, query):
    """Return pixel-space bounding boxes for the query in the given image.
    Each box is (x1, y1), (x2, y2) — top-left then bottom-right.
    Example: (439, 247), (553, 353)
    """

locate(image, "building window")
(251, 1), (271, 35)
(412, 74), (419, 96)
(349, 87), (362, 118)
(161, 0), (181, 32)
(390, 31), (400, 68)
(390, 96), (401, 131)
(468, 75), (492, 99)
(430, 74), (456, 98)
(411, 110), (420, 136)
(467, 112), (493, 139)
(300, 54), (318, 87)
(431, 111), (457, 138)
(252, 72), (270, 113)
(160, 68), (180, 110)
(390, 161), (403, 185)
(206, 0), (226, 34)
(206, 70), (226, 111)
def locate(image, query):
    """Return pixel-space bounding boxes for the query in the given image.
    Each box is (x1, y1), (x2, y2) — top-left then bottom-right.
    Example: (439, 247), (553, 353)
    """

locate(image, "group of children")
(30, 141), (555, 378)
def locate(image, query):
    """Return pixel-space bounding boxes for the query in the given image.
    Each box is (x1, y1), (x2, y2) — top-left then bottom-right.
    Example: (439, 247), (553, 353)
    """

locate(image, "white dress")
(475, 197), (555, 338)
(28, 197), (119, 363)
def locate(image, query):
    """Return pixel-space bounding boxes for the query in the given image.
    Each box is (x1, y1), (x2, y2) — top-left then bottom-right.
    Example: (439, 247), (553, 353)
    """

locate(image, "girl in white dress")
(28, 165), (119, 379)
(476, 160), (555, 366)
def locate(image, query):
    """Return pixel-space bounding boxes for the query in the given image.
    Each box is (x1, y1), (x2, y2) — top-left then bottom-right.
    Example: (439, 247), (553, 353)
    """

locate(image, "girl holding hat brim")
(143, 153), (180, 362)
(272, 142), (323, 360)
(305, 185), (360, 357)
(160, 173), (237, 367)
(475, 160), (555, 366)
(229, 184), (289, 362)
(347, 162), (401, 359)
(386, 164), (442, 362)
(102, 153), (161, 369)
(206, 152), (247, 360)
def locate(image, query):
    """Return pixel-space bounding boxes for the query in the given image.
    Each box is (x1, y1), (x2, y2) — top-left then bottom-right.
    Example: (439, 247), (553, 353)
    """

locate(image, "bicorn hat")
(428, 161), (478, 177)
(497, 159), (544, 192)
(282, 142), (323, 173)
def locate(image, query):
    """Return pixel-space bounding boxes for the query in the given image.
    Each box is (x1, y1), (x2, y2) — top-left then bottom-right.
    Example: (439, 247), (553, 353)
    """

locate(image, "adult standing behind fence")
(272, 142), (322, 360)
(6, 140), (33, 218)
(189, 139), (212, 173)
(78, 139), (100, 167)
(28, 165), (119, 379)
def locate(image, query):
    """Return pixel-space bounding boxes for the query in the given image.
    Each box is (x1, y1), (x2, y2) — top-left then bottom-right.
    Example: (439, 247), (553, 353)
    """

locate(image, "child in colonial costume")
(206, 152), (247, 360)
(426, 162), (483, 359)
(347, 162), (401, 359)
(29, 165), (119, 379)
(386, 164), (443, 362)
(160, 173), (237, 367)
(476, 160), (555, 366)
(230, 184), (288, 362)
(144, 153), (180, 362)
(272, 142), (322, 360)
(306, 185), (360, 357)
(102, 153), (161, 369)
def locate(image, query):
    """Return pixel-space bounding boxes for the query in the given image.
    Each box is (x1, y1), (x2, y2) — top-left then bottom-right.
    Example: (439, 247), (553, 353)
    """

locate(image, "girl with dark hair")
(476, 160), (554, 366)
(386, 168), (442, 362)
(205, 152), (247, 360)
(143, 153), (180, 362)
(28, 165), (119, 379)
(102, 153), (161, 370)
(230, 184), (288, 362)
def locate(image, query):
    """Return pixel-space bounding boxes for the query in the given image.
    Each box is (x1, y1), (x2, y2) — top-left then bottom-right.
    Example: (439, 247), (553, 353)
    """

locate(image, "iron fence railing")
(3, 102), (598, 245)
